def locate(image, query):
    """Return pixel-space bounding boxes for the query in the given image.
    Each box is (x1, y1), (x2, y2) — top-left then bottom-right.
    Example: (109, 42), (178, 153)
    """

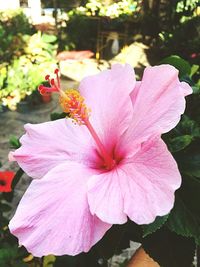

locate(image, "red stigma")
(38, 85), (47, 95)
(51, 78), (55, 86)
(38, 69), (61, 96)
(45, 75), (50, 81)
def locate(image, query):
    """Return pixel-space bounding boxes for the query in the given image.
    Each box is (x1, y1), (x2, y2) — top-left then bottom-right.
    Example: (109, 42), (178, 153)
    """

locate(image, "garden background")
(0, 0), (200, 266)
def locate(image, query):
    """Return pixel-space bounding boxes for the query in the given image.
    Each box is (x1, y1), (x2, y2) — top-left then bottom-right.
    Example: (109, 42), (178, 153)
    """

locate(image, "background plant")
(0, 9), (34, 64)
(0, 31), (58, 110)
(57, 0), (142, 52)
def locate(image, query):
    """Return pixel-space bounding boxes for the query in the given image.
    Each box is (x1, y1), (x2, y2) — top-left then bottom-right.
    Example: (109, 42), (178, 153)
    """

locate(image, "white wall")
(0, 0), (20, 10)
(28, 0), (41, 23)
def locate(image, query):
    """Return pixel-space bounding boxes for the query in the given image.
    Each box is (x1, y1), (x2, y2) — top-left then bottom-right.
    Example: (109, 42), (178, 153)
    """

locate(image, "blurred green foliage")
(144, 0), (200, 65)
(58, 0), (142, 52)
(0, 9), (58, 111)
(68, 0), (142, 18)
(158, 16), (200, 62)
(0, 9), (34, 63)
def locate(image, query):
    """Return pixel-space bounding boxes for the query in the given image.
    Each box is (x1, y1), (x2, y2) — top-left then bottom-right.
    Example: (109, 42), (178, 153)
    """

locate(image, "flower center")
(85, 120), (116, 170)
(0, 179), (6, 186)
(38, 69), (115, 170)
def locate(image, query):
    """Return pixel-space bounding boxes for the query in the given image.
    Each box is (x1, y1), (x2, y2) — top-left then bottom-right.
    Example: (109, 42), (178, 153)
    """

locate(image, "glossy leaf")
(160, 55), (191, 77)
(167, 196), (200, 244)
(142, 215), (169, 237)
(167, 176), (200, 244)
(168, 135), (193, 152)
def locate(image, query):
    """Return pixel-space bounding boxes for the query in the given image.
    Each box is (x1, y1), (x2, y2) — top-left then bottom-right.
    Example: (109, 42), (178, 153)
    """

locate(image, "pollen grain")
(59, 89), (90, 125)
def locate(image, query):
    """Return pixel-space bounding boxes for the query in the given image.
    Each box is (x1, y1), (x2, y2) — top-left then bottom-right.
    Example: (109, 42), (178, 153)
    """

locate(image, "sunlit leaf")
(160, 55), (191, 77)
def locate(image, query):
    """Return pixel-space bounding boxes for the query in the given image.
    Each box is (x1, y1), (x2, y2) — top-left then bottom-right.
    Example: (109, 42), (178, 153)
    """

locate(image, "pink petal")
(180, 81), (193, 96)
(79, 64), (135, 153)
(87, 171), (127, 224)
(130, 81), (141, 104)
(117, 65), (192, 157)
(10, 119), (99, 179)
(9, 161), (111, 257)
(121, 137), (181, 224)
(88, 137), (181, 225)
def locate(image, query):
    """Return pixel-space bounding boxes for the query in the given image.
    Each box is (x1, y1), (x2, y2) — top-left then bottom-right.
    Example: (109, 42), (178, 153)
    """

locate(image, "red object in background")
(0, 171), (15, 192)
(41, 93), (52, 103)
(56, 50), (94, 61)
(190, 52), (200, 59)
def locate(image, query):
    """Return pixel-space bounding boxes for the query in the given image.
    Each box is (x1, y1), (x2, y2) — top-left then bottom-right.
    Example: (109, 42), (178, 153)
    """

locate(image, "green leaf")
(9, 135), (21, 149)
(167, 176), (200, 244)
(167, 196), (200, 243)
(142, 228), (195, 267)
(192, 85), (200, 94)
(0, 245), (20, 266)
(160, 55), (191, 77)
(142, 215), (169, 237)
(177, 153), (200, 177)
(43, 255), (56, 267)
(175, 115), (200, 137)
(190, 64), (199, 78)
(42, 34), (57, 43)
(168, 135), (193, 152)
(50, 112), (66, 121)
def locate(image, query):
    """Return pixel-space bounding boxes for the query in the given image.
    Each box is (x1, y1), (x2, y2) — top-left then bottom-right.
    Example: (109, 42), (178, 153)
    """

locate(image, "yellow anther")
(59, 89), (90, 125)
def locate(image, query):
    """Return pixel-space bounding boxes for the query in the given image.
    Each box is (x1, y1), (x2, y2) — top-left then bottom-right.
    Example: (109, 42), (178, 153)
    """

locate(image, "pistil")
(84, 119), (115, 170)
(38, 69), (115, 170)
(60, 91), (115, 169)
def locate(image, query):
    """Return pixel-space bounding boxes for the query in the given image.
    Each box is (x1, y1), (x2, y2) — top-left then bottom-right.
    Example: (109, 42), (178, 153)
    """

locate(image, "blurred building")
(0, 0), (42, 24)
(0, 0), (20, 9)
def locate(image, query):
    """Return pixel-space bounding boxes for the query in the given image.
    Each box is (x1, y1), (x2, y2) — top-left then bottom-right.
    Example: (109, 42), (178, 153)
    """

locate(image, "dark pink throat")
(84, 119), (117, 171)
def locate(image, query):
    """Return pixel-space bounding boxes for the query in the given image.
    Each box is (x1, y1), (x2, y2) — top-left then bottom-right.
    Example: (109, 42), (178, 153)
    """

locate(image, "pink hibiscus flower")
(9, 64), (192, 257)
